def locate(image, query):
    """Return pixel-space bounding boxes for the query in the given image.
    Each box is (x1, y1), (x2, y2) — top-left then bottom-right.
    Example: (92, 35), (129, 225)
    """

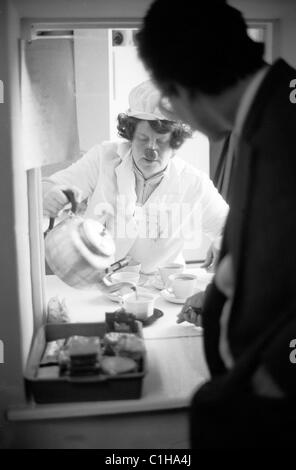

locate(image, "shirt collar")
(132, 156), (170, 184)
(234, 65), (269, 136)
(117, 141), (171, 186)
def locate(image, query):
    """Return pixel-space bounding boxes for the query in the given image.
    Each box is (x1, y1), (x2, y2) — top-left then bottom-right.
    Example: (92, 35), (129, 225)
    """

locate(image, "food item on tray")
(104, 332), (145, 360)
(68, 361), (100, 376)
(116, 334), (145, 360)
(66, 335), (101, 358)
(47, 296), (71, 323)
(38, 317), (144, 380)
(60, 335), (102, 376)
(101, 356), (137, 376)
(105, 310), (138, 333)
(103, 332), (123, 349)
(40, 339), (66, 366)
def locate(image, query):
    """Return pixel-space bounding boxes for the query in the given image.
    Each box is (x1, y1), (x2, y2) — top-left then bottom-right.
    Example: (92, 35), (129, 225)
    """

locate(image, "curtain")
(22, 38), (80, 169)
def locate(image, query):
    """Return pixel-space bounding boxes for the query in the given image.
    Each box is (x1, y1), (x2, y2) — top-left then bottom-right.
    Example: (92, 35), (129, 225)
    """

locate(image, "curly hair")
(117, 114), (192, 150)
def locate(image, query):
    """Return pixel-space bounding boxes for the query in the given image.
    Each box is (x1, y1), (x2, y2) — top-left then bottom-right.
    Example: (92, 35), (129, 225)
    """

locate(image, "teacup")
(123, 292), (155, 320)
(158, 263), (184, 286)
(110, 271), (140, 285)
(168, 273), (198, 299)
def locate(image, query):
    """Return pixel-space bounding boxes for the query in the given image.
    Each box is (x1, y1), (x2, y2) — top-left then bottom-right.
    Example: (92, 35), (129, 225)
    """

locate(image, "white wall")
(14, 0), (151, 19)
(110, 44), (149, 138)
(74, 29), (112, 151)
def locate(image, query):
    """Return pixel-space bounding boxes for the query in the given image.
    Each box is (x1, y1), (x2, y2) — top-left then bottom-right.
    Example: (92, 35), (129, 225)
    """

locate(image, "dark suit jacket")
(203, 59), (296, 396)
(211, 132), (233, 203)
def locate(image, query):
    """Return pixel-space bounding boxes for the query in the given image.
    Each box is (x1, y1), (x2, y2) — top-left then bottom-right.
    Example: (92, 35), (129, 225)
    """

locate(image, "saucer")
(140, 308), (164, 327)
(104, 286), (151, 303)
(110, 272), (140, 284)
(160, 288), (187, 304)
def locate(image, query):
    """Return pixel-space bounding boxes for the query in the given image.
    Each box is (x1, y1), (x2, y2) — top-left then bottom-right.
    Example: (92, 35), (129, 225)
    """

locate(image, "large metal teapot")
(44, 190), (131, 292)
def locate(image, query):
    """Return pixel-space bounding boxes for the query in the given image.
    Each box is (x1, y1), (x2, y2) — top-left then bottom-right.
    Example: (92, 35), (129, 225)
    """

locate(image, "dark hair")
(137, 0), (265, 96)
(117, 114), (192, 149)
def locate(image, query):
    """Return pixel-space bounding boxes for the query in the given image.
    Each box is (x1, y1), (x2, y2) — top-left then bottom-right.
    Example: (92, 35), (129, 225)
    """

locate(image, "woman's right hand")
(42, 183), (82, 218)
(176, 290), (205, 326)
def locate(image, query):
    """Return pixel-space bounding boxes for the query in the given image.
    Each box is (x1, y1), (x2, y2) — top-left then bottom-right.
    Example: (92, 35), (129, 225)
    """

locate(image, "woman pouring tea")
(43, 80), (228, 274)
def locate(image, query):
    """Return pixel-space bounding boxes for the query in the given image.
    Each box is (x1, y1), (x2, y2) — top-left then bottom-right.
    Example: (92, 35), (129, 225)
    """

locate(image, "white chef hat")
(126, 80), (170, 121)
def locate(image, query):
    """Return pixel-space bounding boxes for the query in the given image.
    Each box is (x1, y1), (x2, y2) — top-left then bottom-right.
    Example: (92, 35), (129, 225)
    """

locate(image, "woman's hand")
(42, 183), (83, 218)
(202, 235), (223, 271)
(176, 291), (204, 326)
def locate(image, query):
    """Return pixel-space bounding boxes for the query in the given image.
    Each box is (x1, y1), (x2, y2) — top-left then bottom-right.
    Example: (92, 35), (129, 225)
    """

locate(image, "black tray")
(25, 322), (146, 404)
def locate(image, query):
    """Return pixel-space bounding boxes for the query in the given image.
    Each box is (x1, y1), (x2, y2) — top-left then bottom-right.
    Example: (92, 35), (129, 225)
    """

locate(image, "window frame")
(24, 17), (278, 322)
(247, 19), (279, 63)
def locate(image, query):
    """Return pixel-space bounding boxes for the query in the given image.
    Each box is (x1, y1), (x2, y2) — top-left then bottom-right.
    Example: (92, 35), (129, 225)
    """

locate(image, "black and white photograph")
(0, 0), (296, 451)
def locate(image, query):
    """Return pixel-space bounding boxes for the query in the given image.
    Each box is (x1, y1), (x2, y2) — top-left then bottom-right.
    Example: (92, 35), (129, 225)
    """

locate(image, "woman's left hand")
(176, 291), (204, 325)
(202, 235), (223, 271)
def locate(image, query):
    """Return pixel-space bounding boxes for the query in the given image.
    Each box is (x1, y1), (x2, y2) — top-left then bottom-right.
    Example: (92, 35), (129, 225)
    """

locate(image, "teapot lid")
(79, 219), (115, 257)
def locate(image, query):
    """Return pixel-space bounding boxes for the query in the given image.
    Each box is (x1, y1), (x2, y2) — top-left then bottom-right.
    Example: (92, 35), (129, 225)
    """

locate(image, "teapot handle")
(44, 189), (78, 237)
(62, 189), (78, 214)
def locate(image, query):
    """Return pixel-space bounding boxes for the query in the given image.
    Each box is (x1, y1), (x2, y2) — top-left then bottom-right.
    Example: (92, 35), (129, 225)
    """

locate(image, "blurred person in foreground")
(137, 0), (296, 449)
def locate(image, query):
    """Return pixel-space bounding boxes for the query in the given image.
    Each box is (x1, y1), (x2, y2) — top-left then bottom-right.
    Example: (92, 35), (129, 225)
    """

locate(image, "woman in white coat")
(43, 81), (228, 274)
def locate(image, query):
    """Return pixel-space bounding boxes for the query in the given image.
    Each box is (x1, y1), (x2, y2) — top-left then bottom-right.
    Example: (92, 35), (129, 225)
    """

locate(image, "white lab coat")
(48, 140), (228, 273)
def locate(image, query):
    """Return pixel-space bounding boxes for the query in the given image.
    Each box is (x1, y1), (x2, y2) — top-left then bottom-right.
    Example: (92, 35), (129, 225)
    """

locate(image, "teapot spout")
(104, 256), (132, 275)
(97, 255), (135, 294)
(97, 273), (136, 295)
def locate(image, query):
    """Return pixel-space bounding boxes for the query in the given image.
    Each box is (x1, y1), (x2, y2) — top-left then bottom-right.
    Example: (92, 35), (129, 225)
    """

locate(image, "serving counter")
(7, 267), (210, 448)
